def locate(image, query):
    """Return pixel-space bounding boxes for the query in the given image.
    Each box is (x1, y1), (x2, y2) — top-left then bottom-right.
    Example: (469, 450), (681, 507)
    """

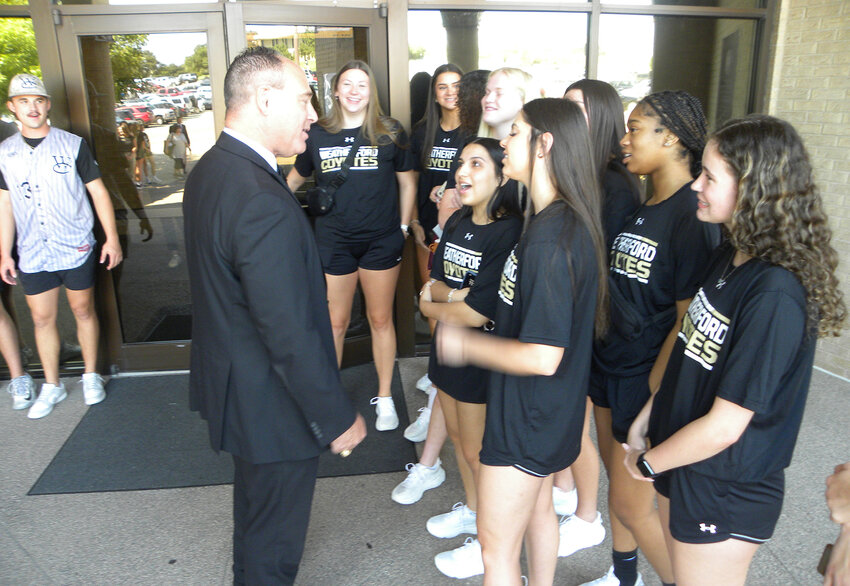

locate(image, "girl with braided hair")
(624, 115), (845, 585)
(581, 90), (720, 586)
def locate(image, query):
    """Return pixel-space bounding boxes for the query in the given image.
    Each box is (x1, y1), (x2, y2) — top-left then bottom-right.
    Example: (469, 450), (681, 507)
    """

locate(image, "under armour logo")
(464, 233), (473, 240)
(442, 138), (451, 143)
(345, 136), (355, 143)
(52, 155), (73, 174)
(699, 523), (717, 534)
(635, 217), (645, 225)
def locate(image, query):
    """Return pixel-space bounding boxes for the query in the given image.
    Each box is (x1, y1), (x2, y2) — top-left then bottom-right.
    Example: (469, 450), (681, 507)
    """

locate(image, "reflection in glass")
(602, 0), (763, 7)
(81, 32), (214, 343)
(598, 14), (758, 127)
(246, 25), (369, 118)
(409, 10), (588, 98)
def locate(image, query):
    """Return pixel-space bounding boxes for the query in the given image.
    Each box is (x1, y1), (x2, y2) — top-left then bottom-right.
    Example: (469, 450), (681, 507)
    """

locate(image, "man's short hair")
(224, 46), (288, 112)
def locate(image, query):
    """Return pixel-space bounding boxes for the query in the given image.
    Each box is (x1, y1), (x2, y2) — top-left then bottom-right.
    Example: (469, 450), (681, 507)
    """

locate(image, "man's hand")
(100, 239), (124, 270)
(828, 463), (850, 525)
(0, 256), (16, 285)
(330, 413), (366, 455)
(825, 525), (850, 586)
(140, 218), (154, 242)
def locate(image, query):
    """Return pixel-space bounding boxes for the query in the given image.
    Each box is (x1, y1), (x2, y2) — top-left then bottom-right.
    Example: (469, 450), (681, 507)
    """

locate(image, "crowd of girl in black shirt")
(291, 59), (846, 586)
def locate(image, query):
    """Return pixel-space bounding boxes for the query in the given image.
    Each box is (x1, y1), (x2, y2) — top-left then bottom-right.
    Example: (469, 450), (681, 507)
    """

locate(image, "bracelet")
(400, 223), (409, 235)
(447, 289), (456, 303)
(410, 219), (421, 226)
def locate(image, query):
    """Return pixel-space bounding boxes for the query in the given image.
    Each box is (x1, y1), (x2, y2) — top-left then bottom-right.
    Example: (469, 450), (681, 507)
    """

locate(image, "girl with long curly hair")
(625, 114), (846, 586)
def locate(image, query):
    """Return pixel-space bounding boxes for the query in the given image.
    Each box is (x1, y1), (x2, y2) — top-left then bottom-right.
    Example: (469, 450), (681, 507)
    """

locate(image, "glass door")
(57, 8), (227, 372)
(233, 4), (391, 368)
(56, 4), (388, 372)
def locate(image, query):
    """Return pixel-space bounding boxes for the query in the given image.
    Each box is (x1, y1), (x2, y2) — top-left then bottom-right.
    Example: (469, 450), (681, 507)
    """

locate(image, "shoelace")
(9, 377), (30, 396)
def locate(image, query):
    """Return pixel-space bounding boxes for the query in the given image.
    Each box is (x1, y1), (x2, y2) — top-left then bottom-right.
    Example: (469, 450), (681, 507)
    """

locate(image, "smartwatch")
(636, 452), (660, 479)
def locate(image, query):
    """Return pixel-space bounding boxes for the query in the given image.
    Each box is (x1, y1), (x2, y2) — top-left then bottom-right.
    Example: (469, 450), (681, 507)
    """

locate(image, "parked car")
(149, 102), (177, 125)
(115, 108), (135, 124)
(197, 86), (212, 110)
(179, 73), (197, 83)
(157, 87), (184, 97)
(123, 105), (153, 126)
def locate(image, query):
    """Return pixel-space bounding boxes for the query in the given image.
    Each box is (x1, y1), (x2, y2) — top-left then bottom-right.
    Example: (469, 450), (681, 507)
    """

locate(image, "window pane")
(598, 14), (759, 128)
(602, 0), (764, 7)
(409, 10), (588, 98)
(81, 32), (214, 343)
(245, 24), (369, 119)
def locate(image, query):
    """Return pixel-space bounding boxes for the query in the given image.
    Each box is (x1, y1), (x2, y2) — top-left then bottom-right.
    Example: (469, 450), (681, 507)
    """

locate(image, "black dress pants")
(232, 454), (320, 585)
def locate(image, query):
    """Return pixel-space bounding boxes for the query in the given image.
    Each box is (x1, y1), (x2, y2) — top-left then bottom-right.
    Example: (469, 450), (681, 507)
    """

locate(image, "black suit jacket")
(183, 131), (357, 464)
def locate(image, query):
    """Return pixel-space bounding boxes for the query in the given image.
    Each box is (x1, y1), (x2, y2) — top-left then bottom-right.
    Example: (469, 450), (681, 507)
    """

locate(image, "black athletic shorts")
(18, 251), (96, 296)
(666, 466), (784, 545)
(588, 367), (651, 443)
(318, 228), (405, 275)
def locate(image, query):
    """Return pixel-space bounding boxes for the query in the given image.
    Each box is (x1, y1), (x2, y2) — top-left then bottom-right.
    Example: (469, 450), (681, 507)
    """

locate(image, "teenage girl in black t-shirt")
(287, 60), (416, 432)
(410, 64), (463, 292)
(552, 79), (643, 561)
(625, 115), (846, 585)
(437, 98), (609, 584)
(417, 139), (523, 578)
(584, 91), (720, 586)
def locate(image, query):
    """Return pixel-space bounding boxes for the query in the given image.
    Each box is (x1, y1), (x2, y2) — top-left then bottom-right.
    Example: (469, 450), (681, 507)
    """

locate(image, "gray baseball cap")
(7, 73), (50, 99)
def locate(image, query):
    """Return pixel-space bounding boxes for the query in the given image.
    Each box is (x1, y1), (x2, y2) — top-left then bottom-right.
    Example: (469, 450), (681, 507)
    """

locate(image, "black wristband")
(637, 452), (659, 479)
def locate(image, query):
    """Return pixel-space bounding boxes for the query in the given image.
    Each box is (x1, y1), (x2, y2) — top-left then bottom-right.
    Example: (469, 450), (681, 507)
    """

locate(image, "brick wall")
(768, 0), (850, 379)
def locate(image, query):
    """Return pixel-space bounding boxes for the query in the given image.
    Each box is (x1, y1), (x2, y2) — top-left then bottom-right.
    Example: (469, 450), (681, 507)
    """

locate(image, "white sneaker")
(8, 373), (36, 410)
(435, 537), (484, 579)
(168, 252), (181, 269)
(391, 459), (446, 504)
(28, 383), (68, 419)
(415, 373), (432, 392)
(579, 565), (645, 586)
(403, 406), (431, 442)
(427, 502), (477, 538)
(370, 396), (398, 431)
(82, 372), (107, 406)
(558, 512), (606, 557)
(553, 486), (578, 516)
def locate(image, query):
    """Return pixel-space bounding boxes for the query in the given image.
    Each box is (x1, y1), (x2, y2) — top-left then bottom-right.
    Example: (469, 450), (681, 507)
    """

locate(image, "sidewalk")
(0, 357), (846, 585)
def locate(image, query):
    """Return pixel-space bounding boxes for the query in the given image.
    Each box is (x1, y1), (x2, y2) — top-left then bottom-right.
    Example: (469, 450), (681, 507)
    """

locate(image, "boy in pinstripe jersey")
(0, 74), (122, 419)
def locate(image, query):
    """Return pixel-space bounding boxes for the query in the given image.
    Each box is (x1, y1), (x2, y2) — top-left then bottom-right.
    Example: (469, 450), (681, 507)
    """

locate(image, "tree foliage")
(183, 44), (208, 76)
(109, 34), (150, 100)
(0, 18), (40, 111)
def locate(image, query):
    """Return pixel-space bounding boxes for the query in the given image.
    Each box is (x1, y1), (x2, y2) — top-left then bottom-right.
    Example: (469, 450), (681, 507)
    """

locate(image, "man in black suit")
(183, 47), (366, 585)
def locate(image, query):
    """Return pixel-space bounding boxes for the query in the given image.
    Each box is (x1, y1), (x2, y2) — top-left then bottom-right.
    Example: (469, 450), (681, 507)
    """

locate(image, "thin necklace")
(715, 254), (742, 289)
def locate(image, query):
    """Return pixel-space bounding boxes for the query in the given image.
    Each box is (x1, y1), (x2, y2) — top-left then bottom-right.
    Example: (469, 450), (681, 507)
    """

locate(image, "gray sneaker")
(28, 383), (68, 419)
(8, 373), (36, 410)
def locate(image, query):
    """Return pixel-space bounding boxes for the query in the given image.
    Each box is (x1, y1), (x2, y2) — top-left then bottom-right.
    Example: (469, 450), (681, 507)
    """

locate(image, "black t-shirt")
(411, 123), (464, 236)
(593, 182), (720, 376)
(481, 199), (599, 475)
(0, 136), (100, 190)
(649, 243), (815, 483)
(427, 211), (522, 402)
(293, 121), (414, 241)
(601, 164), (641, 250)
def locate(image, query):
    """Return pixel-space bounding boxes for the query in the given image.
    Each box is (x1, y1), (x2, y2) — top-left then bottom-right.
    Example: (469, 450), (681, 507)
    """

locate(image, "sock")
(612, 549), (639, 586)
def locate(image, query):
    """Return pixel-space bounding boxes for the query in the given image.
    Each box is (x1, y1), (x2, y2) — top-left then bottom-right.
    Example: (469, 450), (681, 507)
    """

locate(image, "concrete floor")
(0, 357), (846, 585)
